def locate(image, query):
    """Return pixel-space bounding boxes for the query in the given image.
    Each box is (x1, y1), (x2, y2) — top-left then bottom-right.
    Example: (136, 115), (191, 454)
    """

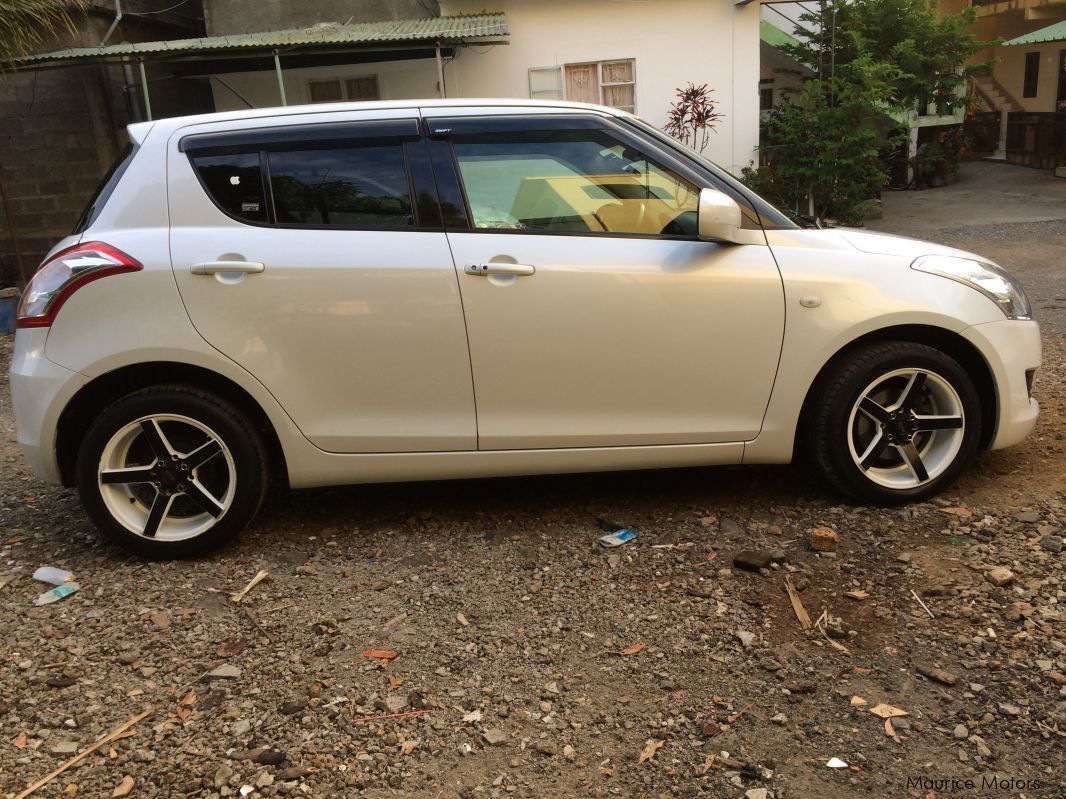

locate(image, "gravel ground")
(1, 160), (1065, 799)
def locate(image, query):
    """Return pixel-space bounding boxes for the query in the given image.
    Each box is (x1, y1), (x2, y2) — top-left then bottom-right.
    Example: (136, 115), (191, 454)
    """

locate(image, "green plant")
(746, 68), (897, 225)
(912, 128), (969, 185)
(0, 0), (84, 66)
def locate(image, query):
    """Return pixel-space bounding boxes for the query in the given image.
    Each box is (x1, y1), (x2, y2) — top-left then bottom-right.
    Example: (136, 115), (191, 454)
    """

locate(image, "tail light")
(17, 242), (142, 329)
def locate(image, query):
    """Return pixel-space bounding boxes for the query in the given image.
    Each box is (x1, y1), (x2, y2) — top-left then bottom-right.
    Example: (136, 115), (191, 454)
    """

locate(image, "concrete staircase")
(972, 75), (1020, 160)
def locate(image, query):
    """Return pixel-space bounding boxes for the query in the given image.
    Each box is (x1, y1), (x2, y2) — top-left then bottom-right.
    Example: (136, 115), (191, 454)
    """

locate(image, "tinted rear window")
(72, 141), (137, 234)
(187, 139), (415, 229)
(189, 152), (268, 223)
(269, 145), (413, 227)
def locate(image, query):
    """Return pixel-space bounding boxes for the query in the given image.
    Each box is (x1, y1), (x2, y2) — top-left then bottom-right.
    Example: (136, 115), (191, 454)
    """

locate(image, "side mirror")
(697, 189), (764, 245)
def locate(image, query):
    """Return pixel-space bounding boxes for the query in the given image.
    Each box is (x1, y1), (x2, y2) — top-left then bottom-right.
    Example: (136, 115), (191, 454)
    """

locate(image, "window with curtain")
(527, 59), (636, 113)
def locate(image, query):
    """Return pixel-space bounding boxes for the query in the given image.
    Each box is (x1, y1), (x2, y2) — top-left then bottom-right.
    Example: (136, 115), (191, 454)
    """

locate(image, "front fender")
(745, 231), (1007, 463)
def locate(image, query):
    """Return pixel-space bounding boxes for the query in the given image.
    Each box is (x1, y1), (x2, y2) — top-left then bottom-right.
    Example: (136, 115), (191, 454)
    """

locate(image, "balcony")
(972, 0), (1066, 20)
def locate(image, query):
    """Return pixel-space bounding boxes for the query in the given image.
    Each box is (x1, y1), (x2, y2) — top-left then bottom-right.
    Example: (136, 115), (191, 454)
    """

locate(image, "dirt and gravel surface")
(1, 160), (1064, 799)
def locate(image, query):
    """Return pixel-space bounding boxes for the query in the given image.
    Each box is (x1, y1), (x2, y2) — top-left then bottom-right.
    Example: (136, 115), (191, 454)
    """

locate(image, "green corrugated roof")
(760, 20), (798, 50)
(12, 13), (507, 65)
(1003, 20), (1066, 46)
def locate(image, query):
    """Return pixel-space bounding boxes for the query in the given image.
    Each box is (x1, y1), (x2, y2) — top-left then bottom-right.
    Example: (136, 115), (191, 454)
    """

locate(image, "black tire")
(75, 386), (268, 558)
(808, 342), (982, 505)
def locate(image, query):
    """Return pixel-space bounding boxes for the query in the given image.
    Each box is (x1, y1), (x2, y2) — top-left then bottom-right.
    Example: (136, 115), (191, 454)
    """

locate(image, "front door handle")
(464, 263), (535, 277)
(191, 261), (266, 275)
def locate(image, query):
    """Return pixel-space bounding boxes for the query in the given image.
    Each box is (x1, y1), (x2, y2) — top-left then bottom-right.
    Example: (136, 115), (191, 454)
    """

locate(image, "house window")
(760, 85), (774, 111)
(528, 66), (564, 101)
(1023, 52), (1040, 98)
(527, 59), (636, 112)
(307, 75), (381, 104)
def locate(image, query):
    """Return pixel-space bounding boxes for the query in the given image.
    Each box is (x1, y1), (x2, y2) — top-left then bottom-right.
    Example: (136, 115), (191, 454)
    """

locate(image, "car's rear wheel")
(810, 342), (982, 504)
(76, 387), (267, 558)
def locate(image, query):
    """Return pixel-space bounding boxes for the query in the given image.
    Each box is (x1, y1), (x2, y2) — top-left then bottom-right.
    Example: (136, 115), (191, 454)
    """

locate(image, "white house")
(439, 0), (762, 173)
(202, 1), (764, 174)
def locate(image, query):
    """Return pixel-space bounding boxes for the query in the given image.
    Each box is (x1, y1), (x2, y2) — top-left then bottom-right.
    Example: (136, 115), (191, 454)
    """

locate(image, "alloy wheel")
(97, 414), (236, 541)
(846, 368), (965, 489)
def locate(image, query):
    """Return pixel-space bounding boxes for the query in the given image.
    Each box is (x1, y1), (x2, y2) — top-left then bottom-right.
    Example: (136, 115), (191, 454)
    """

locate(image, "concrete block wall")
(0, 4), (208, 288)
(0, 65), (124, 287)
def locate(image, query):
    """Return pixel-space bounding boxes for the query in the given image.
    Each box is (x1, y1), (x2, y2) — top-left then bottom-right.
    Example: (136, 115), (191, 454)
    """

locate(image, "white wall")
(441, 0), (762, 174)
(210, 57), (441, 112)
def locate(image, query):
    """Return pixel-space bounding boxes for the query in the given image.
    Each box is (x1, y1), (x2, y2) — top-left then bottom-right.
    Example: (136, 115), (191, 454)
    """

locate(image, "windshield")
(623, 116), (797, 230)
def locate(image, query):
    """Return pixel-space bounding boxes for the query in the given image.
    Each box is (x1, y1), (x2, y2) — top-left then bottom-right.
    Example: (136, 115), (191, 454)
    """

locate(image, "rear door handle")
(464, 263), (535, 277)
(191, 261), (266, 275)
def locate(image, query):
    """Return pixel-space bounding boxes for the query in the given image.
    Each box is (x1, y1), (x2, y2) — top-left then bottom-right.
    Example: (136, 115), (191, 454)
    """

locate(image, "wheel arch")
(55, 362), (288, 488)
(794, 324), (998, 458)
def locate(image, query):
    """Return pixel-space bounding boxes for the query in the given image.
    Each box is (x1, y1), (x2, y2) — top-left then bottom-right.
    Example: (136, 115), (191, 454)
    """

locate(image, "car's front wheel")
(76, 386), (268, 558)
(810, 342), (982, 504)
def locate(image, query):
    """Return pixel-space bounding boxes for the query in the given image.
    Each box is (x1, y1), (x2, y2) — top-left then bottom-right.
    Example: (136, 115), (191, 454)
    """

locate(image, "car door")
(168, 111), (476, 453)
(424, 110), (785, 450)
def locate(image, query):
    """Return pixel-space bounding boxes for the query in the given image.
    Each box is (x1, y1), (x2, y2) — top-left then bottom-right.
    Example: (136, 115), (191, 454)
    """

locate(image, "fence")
(1005, 112), (1066, 169)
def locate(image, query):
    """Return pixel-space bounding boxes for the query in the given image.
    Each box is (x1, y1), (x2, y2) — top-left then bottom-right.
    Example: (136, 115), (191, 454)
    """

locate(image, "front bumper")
(9, 328), (88, 484)
(961, 319), (1041, 451)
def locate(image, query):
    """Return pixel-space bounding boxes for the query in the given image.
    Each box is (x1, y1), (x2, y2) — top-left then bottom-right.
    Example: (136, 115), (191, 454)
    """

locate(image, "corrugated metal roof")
(1003, 20), (1066, 46)
(14, 13), (507, 64)
(760, 20), (798, 50)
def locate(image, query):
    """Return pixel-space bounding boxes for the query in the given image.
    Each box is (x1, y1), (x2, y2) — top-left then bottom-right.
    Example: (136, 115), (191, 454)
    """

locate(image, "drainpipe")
(435, 41), (446, 98)
(138, 58), (152, 120)
(102, 0), (123, 45)
(273, 50), (287, 106)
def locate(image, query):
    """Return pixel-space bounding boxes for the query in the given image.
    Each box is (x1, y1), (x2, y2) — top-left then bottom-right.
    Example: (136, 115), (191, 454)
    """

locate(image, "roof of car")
(130, 99), (630, 143)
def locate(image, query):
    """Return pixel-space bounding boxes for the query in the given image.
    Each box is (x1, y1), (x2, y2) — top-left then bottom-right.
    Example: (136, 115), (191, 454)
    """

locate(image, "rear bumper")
(961, 319), (1041, 451)
(9, 328), (87, 484)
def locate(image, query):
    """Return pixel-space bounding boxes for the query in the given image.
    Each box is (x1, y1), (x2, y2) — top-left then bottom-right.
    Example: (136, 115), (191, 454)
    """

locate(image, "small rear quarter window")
(189, 152), (267, 223)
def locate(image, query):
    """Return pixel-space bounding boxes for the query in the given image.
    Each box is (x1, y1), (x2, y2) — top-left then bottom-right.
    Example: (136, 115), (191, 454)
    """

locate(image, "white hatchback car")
(11, 100), (1040, 557)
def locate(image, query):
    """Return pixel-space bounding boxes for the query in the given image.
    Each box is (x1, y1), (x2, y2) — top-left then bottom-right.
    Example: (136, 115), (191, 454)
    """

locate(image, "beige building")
(941, 0), (1066, 159)
(946, 0), (1066, 112)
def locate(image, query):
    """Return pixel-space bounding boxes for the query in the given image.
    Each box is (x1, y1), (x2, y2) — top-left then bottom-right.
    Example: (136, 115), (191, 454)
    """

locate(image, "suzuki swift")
(10, 100), (1040, 557)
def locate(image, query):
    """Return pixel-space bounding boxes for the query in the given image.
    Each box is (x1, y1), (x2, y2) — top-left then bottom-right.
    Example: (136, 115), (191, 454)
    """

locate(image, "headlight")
(911, 255), (1032, 321)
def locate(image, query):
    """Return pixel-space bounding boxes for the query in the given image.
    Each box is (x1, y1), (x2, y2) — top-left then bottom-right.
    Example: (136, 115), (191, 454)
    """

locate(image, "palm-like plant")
(0, 0), (85, 65)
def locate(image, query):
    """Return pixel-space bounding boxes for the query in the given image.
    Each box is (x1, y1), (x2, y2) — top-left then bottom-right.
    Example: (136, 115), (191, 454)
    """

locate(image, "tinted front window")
(452, 130), (699, 237)
(268, 146), (413, 227)
(190, 152), (267, 223)
(623, 116), (797, 230)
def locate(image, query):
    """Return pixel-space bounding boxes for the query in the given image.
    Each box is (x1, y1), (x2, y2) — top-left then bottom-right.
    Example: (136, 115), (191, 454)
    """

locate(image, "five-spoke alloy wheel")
(77, 387), (267, 557)
(810, 342), (982, 504)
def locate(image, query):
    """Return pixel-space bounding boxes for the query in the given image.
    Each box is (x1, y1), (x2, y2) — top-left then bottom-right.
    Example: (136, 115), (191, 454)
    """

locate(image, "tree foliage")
(747, 75), (888, 226)
(746, 0), (992, 224)
(0, 1), (84, 66)
(780, 0), (990, 114)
